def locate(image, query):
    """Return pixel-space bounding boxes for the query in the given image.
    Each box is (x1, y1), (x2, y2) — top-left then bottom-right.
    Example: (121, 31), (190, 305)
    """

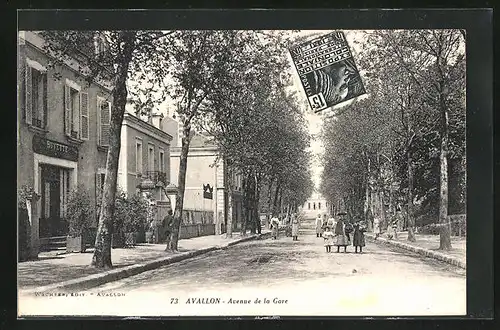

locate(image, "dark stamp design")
(289, 31), (366, 112)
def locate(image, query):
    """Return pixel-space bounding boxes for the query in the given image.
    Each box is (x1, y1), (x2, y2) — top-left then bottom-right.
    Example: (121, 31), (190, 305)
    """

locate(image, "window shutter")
(64, 85), (71, 136)
(100, 101), (110, 146)
(80, 92), (89, 140)
(42, 74), (47, 128)
(25, 66), (32, 125)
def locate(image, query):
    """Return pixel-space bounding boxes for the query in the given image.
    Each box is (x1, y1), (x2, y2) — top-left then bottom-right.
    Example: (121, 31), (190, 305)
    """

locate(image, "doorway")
(40, 165), (69, 237)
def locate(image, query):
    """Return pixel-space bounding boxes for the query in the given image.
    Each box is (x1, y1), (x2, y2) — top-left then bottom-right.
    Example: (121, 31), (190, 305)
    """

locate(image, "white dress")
(373, 218), (381, 234)
(323, 231), (334, 246)
(315, 218), (323, 234)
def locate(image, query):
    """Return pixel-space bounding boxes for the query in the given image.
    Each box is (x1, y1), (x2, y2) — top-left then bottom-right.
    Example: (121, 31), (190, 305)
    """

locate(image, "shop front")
(32, 135), (78, 246)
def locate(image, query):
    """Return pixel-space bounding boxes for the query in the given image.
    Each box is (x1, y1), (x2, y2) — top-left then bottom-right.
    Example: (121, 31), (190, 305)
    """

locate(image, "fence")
(179, 223), (216, 239)
(181, 209), (214, 225)
(415, 214), (466, 236)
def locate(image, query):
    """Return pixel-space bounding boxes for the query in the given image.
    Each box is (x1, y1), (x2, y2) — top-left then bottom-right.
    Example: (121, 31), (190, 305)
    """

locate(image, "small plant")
(123, 194), (149, 232)
(113, 189), (129, 234)
(66, 186), (94, 237)
(18, 185), (39, 209)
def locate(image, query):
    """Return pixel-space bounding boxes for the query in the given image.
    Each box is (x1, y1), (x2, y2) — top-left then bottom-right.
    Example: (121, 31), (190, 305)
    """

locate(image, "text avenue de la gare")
(181, 297), (289, 304)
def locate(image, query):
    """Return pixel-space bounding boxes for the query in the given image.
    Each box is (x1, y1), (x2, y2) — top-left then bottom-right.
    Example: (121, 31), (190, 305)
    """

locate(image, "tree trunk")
(379, 190), (387, 231)
(273, 180), (281, 215)
(170, 119), (192, 251)
(438, 82), (452, 250)
(364, 156), (373, 230)
(226, 164), (234, 238)
(266, 179), (274, 219)
(241, 173), (249, 236)
(92, 31), (136, 268)
(407, 150), (416, 242)
(255, 174), (262, 234)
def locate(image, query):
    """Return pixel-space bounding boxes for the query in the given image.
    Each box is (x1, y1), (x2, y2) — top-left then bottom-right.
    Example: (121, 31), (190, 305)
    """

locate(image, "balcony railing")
(143, 171), (168, 186)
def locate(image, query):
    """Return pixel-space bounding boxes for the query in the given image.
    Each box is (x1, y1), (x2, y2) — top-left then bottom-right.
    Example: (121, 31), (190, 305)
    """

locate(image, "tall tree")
(365, 30), (465, 250)
(42, 30), (173, 267)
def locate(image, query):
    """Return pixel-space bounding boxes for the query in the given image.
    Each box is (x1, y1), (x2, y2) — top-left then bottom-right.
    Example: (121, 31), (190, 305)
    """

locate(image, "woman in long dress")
(270, 214), (280, 239)
(315, 214), (323, 238)
(291, 213), (300, 241)
(352, 221), (367, 253)
(333, 218), (349, 253)
(373, 217), (381, 240)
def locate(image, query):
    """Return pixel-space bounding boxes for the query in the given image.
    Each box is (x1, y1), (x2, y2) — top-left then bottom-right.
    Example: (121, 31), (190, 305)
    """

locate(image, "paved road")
(21, 219), (466, 317)
(91, 219), (466, 316)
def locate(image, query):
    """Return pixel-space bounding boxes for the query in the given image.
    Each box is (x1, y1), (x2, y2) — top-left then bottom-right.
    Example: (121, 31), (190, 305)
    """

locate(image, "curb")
(365, 233), (466, 269)
(20, 233), (268, 295)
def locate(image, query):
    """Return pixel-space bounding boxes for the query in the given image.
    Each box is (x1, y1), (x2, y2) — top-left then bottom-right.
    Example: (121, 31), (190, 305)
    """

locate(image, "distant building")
(168, 120), (243, 235)
(300, 192), (330, 219)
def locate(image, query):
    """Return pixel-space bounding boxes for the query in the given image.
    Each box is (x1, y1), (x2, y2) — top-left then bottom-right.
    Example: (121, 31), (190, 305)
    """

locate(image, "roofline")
(123, 113), (173, 142)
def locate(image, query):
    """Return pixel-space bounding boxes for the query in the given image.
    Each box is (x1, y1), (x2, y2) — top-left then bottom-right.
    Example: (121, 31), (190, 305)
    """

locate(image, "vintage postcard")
(16, 9), (490, 319)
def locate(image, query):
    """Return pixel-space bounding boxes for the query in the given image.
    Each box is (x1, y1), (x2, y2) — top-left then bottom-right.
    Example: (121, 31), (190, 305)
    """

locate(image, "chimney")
(150, 112), (164, 131)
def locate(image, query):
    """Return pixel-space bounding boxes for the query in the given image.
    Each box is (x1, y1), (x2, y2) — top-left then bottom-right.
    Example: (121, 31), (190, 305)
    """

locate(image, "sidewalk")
(365, 231), (466, 269)
(19, 230), (274, 292)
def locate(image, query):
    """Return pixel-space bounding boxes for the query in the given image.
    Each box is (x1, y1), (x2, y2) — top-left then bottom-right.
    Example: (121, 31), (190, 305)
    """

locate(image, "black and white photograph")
(16, 9), (492, 318)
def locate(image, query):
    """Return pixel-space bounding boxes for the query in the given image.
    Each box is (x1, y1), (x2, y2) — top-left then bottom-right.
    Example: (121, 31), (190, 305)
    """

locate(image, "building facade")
(115, 111), (173, 226)
(17, 31), (113, 257)
(168, 122), (243, 235)
(300, 192), (330, 219)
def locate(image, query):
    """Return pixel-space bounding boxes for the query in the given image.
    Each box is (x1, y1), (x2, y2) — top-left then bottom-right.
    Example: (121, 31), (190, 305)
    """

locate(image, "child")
(352, 221), (367, 253)
(323, 226), (334, 253)
(315, 214), (323, 238)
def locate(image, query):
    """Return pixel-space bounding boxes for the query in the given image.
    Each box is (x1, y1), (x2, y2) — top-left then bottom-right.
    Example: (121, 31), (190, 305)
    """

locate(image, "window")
(313, 202), (316, 210)
(158, 117), (163, 130)
(136, 139), (143, 174)
(308, 203), (311, 210)
(25, 58), (48, 129)
(148, 144), (155, 172)
(64, 79), (89, 140)
(318, 202), (321, 210)
(97, 97), (111, 146)
(59, 169), (70, 218)
(159, 149), (165, 173)
(95, 171), (106, 200)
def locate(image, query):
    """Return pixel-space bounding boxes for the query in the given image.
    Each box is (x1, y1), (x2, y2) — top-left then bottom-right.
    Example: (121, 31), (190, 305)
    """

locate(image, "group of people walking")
(269, 213), (301, 240)
(316, 213), (367, 253)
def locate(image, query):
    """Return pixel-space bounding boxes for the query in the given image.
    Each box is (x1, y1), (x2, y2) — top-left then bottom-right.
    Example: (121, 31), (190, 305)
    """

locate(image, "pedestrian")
(291, 213), (300, 241)
(344, 218), (353, 244)
(333, 215), (349, 253)
(352, 221), (367, 253)
(161, 209), (174, 251)
(373, 216), (381, 240)
(270, 214), (280, 240)
(327, 214), (336, 229)
(315, 214), (323, 238)
(285, 213), (292, 237)
(323, 226), (334, 252)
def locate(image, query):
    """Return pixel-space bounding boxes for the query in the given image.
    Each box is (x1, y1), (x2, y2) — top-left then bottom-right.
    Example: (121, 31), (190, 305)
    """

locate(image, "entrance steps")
(40, 236), (66, 252)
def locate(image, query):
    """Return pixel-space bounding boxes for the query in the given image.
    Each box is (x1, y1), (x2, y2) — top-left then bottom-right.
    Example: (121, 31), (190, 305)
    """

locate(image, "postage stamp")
(289, 31), (366, 112)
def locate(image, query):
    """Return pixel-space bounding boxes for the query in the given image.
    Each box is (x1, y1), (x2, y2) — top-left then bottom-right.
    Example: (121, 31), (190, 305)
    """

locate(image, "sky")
(284, 30), (367, 192)
(142, 30), (369, 194)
